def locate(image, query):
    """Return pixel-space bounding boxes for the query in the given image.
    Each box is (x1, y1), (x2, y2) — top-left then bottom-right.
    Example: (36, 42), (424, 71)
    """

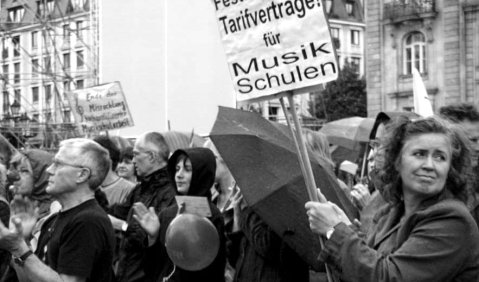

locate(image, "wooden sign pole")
(280, 91), (334, 282)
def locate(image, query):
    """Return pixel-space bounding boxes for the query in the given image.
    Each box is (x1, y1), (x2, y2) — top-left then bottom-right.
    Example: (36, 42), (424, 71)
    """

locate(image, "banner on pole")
(67, 81), (134, 134)
(212, 0), (338, 102)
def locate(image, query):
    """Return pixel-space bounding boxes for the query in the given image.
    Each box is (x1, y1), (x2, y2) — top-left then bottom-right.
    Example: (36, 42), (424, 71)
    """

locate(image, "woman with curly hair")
(305, 116), (479, 281)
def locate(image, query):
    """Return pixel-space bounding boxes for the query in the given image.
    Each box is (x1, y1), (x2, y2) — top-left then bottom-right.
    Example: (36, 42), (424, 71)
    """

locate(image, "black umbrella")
(210, 106), (358, 270)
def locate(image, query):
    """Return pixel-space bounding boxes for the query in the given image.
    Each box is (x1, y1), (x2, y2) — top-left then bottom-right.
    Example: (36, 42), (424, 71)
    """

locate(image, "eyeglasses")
(51, 158), (90, 172)
(132, 149), (153, 158)
(51, 158), (91, 178)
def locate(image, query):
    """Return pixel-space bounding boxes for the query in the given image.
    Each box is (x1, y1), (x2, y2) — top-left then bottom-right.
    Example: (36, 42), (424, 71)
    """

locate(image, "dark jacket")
(0, 195), (9, 282)
(114, 167), (176, 282)
(228, 207), (309, 282)
(320, 191), (479, 281)
(145, 148), (226, 282)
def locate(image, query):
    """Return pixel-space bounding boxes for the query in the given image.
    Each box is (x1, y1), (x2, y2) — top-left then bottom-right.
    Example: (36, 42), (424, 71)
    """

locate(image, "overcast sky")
(100, 0), (235, 137)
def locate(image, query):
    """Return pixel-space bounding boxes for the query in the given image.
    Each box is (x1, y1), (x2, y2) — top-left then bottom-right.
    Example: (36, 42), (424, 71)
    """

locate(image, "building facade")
(366, 0), (479, 115)
(326, 0), (366, 76)
(0, 0), (98, 146)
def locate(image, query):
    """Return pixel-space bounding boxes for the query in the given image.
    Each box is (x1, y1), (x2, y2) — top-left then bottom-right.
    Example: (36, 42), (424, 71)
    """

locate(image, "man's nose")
(7, 170), (20, 182)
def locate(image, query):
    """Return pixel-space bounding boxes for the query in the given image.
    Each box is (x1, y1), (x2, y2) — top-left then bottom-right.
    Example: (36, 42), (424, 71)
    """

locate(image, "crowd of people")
(0, 102), (477, 281)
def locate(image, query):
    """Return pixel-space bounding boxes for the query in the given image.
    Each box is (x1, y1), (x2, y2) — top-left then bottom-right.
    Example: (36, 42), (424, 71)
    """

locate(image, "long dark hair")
(378, 116), (471, 203)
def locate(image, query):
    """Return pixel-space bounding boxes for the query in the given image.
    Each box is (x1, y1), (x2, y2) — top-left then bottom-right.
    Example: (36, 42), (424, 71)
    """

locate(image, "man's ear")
(148, 151), (158, 163)
(76, 168), (91, 184)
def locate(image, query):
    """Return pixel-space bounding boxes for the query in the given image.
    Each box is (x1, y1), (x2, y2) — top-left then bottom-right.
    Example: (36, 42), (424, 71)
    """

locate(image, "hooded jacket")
(144, 148), (226, 282)
(23, 149), (54, 217)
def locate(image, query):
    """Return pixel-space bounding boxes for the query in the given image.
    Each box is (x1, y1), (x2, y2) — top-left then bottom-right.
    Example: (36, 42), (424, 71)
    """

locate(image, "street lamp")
(10, 100), (20, 116)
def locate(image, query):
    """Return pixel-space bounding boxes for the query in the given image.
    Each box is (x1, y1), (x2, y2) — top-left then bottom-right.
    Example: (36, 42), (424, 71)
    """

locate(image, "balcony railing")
(384, 0), (436, 23)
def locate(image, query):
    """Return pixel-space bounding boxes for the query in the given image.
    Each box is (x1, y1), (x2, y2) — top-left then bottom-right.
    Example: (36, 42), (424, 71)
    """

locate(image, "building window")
(46, 0), (54, 13)
(3, 92), (9, 114)
(403, 31), (426, 75)
(63, 80), (71, 99)
(14, 90), (21, 108)
(43, 30), (54, 47)
(31, 59), (39, 77)
(268, 106), (279, 122)
(12, 36), (20, 57)
(2, 42), (8, 59)
(76, 21), (83, 40)
(32, 86), (39, 103)
(8, 7), (25, 23)
(31, 31), (38, 49)
(351, 30), (360, 46)
(345, 2), (354, 16)
(2, 65), (8, 83)
(45, 85), (52, 105)
(63, 110), (71, 122)
(76, 50), (84, 68)
(44, 56), (51, 73)
(37, 1), (46, 17)
(13, 63), (20, 84)
(76, 79), (84, 89)
(325, 0), (333, 13)
(37, 0), (54, 17)
(63, 53), (71, 70)
(63, 24), (70, 44)
(330, 27), (340, 49)
(72, 0), (86, 11)
(350, 57), (361, 74)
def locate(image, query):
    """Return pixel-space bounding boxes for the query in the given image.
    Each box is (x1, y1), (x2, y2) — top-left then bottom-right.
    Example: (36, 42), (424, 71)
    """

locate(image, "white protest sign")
(212, 0), (338, 102)
(175, 196), (212, 217)
(67, 81), (134, 134)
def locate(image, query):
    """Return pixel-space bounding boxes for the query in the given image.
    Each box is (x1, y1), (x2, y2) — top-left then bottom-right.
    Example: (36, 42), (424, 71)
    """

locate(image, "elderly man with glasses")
(0, 138), (116, 282)
(109, 131), (176, 282)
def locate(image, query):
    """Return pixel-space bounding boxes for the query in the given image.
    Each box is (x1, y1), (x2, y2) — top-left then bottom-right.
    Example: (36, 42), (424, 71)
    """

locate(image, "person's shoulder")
(119, 177), (136, 187)
(115, 178), (136, 192)
(426, 198), (471, 216)
(419, 198), (477, 229)
(71, 200), (110, 222)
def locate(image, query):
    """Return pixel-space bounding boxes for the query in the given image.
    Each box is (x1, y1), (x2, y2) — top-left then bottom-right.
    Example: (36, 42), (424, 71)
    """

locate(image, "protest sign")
(175, 196), (212, 217)
(212, 0), (338, 102)
(66, 81), (134, 134)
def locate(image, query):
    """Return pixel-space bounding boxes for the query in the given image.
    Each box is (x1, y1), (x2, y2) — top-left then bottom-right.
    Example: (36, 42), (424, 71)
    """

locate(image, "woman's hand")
(132, 202), (160, 244)
(305, 201), (352, 236)
(10, 196), (39, 240)
(350, 183), (372, 210)
(231, 187), (247, 232)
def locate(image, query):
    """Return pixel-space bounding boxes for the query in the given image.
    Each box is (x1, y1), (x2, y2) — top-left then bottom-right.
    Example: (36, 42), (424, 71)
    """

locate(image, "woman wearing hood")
(8, 149), (60, 242)
(5, 149), (61, 281)
(133, 147), (226, 282)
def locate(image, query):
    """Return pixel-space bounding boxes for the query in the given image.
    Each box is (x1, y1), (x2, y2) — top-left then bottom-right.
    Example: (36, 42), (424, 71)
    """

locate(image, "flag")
(412, 67), (434, 117)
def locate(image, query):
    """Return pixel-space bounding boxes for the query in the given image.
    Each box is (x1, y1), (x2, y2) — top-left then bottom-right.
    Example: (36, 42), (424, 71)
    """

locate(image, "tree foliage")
(312, 62), (367, 121)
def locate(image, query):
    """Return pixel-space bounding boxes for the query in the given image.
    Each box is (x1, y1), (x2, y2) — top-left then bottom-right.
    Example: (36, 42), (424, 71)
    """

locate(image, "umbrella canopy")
(210, 106), (358, 271)
(320, 116), (375, 151)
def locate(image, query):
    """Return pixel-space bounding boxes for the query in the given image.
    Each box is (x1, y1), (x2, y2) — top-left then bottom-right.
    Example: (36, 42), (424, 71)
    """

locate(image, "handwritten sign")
(175, 196), (212, 218)
(67, 82), (134, 133)
(212, 0), (338, 102)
